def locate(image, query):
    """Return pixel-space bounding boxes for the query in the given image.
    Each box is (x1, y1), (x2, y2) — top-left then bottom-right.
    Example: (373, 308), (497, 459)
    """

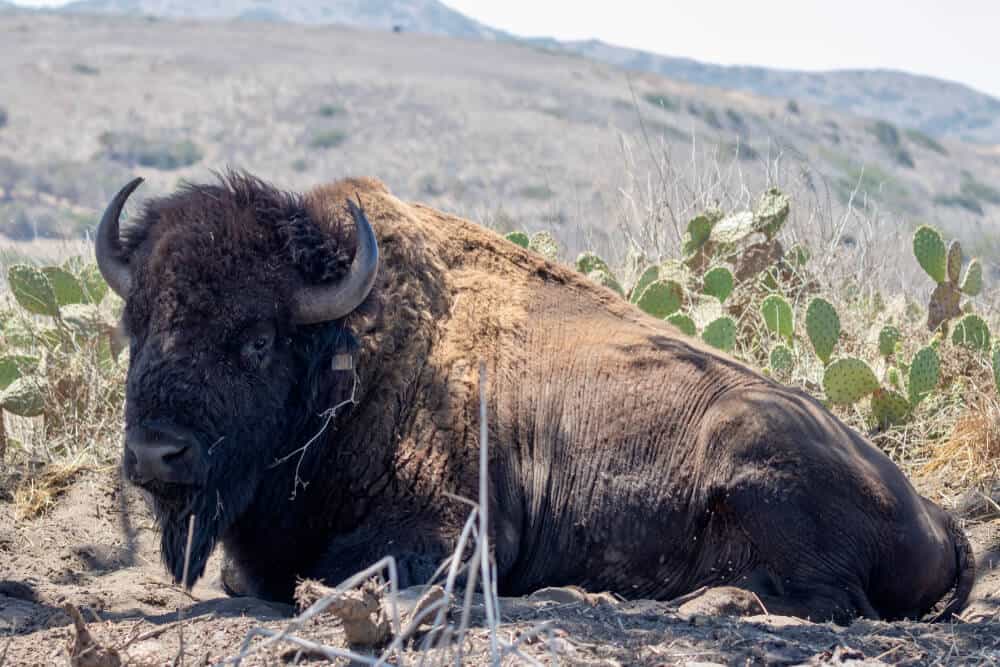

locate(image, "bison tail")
(927, 512), (975, 622)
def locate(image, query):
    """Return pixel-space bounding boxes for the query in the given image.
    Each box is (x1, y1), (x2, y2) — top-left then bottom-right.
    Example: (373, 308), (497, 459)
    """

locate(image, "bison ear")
(275, 209), (354, 285)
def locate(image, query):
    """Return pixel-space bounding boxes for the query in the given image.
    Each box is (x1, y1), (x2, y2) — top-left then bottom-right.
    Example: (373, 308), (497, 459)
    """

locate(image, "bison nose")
(125, 423), (199, 486)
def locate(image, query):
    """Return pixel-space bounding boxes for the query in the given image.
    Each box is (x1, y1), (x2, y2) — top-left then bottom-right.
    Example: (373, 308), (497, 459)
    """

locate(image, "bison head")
(95, 173), (378, 587)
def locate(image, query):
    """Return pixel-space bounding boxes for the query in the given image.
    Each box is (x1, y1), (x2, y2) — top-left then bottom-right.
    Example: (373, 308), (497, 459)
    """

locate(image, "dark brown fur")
(116, 172), (973, 623)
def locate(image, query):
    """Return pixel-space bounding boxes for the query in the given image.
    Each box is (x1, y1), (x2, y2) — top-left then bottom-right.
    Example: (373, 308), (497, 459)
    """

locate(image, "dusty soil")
(3, 469), (1000, 666)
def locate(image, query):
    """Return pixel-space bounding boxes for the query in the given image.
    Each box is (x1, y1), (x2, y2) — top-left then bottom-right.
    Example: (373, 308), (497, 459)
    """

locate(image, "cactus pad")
(871, 388), (910, 429)
(8, 264), (59, 317)
(529, 232), (559, 261)
(761, 294), (794, 342)
(576, 252), (611, 276)
(806, 297), (840, 364)
(752, 188), (790, 240)
(683, 212), (720, 256)
(878, 326), (902, 357)
(630, 266), (659, 304)
(993, 343), (1000, 394)
(702, 266), (734, 303)
(0, 354), (39, 390)
(667, 313), (697, 337)
(823, 358), (879, 404)
(912, 225), (947, 284)
(769, 344), (794, 378)
(0, 375), (47, 417)
(927, 283), (962, 332)
(636, 279), (683, 318)
(585, 270), (624, 297)
(504, 231), (529, 248)
(886, 366), (902, 391)
(951, 314), (991, 353)
(42, 266), (86, 307)
(907, 346), (940, 408)
(946, 239), (964, 285)
(960, 259), (982, 297)
(701, 316), (736, 352)
(709, 211), (755, 245)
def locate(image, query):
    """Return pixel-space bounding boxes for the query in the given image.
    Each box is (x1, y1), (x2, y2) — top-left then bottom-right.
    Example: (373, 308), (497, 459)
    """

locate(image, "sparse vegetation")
(0, 105), (7, 129)
(309, 130), (347, 149)
(643, 92), (678, 111)
(906, 129), (948, 155)
(518, 184), (554, 200)
(869, 120), (915, 168)
(99, 131), (203, 170)
(317, 103), (344, 117)
(71, 63), (100, 76)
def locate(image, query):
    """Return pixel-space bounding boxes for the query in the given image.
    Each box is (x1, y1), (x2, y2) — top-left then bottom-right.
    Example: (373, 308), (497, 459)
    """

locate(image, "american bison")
(97, 172), (973, 623)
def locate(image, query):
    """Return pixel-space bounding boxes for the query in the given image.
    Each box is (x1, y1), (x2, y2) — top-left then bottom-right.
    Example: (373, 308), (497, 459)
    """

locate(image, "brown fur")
(117, 173), (973, 622)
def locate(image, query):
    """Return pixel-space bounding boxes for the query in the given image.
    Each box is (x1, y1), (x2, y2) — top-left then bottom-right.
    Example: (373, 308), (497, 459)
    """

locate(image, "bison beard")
(99, 172), (974, 623)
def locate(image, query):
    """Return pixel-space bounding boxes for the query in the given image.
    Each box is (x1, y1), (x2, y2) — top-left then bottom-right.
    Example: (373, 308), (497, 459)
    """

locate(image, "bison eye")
(239, 323), (275, 370)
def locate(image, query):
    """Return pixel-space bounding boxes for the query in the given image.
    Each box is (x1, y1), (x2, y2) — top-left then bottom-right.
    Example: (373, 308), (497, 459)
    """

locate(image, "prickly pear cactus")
(630, 266), (659, 304)
(886, 366), (903, 391)
(585, 270), (624, 297)
(702, 316), (736, 352)
(907, 346), (940, 408)
(42, 266), (86, 307)
(805, 298), (840, 365)
(8, 265), (59, 317)
(913, 225), (947, 284)
(951, 314), (991, 353)
(993, 343), (1000, 395)
(702, 266), (734, 303)
(682, 209), (723, 257)
(752, 188), (790, 240)
(769, 344), (794, 378)
(636, 280), (683, 319)
(871, 388), (910, 429)
(961, 259), (982, 297)
(529, 232), (560, 261)
(504, 231), (529, 248)
(576, 252), (611, 276)
(709, 211), (755, 246)
(667, 313), (697, 337)
(0, 375), (47, 417)
(927, 283), (962, 332)
(0, 354), (39, 390)
(823, 358), (879, 404)
(878, 326), (902, 357)
(761, 295), (794, 342)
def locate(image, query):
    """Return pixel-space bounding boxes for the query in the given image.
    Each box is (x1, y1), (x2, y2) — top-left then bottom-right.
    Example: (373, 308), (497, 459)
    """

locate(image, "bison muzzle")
(96, 172), (973, 623)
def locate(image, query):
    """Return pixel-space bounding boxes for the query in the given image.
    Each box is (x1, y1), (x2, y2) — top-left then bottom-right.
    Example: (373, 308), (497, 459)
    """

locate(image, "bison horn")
(291, 197), (379, 325)
(95, 177), (143, 298)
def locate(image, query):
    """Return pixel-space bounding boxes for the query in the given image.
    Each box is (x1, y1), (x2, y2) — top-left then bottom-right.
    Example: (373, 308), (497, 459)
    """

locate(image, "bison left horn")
(95, 177), (144, 298)
(291, 197), (379, 324)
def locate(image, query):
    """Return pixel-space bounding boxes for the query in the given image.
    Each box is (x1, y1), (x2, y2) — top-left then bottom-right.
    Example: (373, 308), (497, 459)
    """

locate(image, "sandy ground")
(3, 468), (1000, 666)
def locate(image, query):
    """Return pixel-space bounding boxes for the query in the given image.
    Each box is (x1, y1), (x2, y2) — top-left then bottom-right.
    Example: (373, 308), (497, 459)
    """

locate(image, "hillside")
(0, 13), (998, 273)
(556, 39), (1000, 146)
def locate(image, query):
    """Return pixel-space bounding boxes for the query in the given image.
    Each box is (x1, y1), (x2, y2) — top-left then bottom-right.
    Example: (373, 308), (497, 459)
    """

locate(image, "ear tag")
(331, 354), (354, 371)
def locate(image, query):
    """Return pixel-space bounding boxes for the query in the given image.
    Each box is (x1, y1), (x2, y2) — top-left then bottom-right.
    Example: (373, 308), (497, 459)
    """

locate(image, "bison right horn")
(291, 197), (380, 325)
(95, 177), (143, 299)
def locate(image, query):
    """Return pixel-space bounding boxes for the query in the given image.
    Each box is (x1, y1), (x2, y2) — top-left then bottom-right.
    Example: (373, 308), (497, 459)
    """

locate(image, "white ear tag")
(331, 354), (354, 371)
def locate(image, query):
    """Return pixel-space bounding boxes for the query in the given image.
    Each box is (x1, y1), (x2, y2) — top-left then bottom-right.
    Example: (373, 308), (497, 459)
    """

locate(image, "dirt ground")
(3, 468), (1000, 666)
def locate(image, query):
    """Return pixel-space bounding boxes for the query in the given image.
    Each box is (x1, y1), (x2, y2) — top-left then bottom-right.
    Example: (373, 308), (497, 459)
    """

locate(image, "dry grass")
(12, 460), (88, 519)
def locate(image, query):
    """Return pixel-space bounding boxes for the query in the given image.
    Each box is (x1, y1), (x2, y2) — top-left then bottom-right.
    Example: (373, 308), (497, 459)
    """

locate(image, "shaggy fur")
(115, 171), (973, 621)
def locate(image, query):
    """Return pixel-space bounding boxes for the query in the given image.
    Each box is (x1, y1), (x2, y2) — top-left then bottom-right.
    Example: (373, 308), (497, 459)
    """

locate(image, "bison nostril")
(125, 422), (200, 486)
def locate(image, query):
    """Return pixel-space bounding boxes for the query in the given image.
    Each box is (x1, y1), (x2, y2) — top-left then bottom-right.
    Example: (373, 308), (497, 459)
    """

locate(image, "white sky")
(11, 0), (1000, 98)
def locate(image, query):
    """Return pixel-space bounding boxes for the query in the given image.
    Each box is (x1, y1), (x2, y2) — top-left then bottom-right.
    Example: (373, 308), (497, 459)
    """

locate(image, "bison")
(96, 172), (973, 623)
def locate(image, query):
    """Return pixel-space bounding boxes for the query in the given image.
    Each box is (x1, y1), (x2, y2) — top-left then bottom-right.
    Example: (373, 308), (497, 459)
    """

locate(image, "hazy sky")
(12, 0), (1000, 98)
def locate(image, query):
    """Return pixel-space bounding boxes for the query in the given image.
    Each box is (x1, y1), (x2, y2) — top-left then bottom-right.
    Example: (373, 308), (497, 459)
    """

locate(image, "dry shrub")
(13, 461), (87, 519)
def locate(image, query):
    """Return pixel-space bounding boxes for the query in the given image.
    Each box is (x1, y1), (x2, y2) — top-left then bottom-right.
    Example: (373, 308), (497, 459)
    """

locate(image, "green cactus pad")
(951, 314), (991, 353)
(907, 346), (940, 408)
(60, 304), (109, 340)
(788, 244), (810, 268)
(702, 266), (734, 303)
(878, 326), (902, 357)
(886, 366), (902, 391)
(761, 294), (794, 341)
(504, 231), (530, 248)
(823, 358), (879, 404)
(871, 388), (911, 429)
(804, 298), (840, 365)
(585, 270), (625, 297)
(42, 266), (86, 307)
(636, 279), (683, 318)
(912, 225), (947, 284)
(927, 283), (962, 332)
(752, 188), (790, 240)
(0, 354), (40, 390)
(682, 211), (721, 255)
(8, 265), (59, 317)
(667, 313), (697, 337)
(960, 258), (982, 297)
(576, 252), (611, 276)
(529, 232), (559, 261)
(701, 316), (736, 352)
(630, 266), (660, 304)
(0, 375), (47, 417)
(769, 344), (794, 377)
(709, 211), (755, 245)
